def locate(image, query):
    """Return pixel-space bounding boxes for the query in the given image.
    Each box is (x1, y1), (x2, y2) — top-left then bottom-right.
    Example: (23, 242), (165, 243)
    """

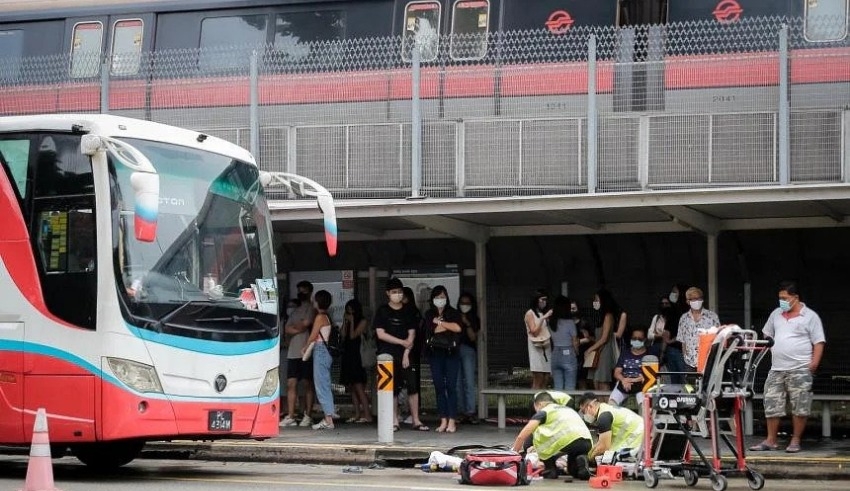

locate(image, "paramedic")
(750, 280), (825, 454)
(511, 391), (592, 480)
(578, 393), (644, 461)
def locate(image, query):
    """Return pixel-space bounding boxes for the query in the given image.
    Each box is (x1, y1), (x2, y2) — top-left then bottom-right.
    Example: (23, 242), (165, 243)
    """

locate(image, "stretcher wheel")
(710, 474), (728, 491)
(682, 469), (699, 487)
(643, 469), (659, 489)
(746, 470), (765, 490)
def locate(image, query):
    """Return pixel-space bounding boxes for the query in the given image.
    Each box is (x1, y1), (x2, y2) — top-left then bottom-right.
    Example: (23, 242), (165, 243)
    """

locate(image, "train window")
(0, 139), (30, 199)
(450, 0), (489, 60)
(273, 11), (346, 62)
(805, 0), (848, 41)
(0, 30), (24, 82)
(402, 1), (441, 62)
(199, 15), (268, 71)
(111, 19), (143, 76)
(71, 22), (103, 79)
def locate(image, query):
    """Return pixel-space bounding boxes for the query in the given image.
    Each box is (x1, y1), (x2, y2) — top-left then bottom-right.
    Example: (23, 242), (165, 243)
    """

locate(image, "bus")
(0, 113), (337, 469)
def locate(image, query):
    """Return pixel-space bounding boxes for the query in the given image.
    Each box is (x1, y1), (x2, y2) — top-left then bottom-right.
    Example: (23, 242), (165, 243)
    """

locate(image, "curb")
(141, 442), (850, 479)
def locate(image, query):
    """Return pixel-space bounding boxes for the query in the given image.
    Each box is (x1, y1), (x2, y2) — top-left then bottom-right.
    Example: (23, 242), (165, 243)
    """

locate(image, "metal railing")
(1, 16), (848, 199)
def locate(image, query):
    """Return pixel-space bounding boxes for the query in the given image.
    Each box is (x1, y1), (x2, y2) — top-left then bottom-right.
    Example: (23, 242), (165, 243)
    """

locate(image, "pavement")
(142, 420), (850, 480)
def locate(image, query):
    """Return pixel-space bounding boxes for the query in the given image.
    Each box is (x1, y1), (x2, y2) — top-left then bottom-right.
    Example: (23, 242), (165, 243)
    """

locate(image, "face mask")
(570, 308), (578, 315)
(779, 299), (792, 312)
(669, 292), (679, 303)
(433, 298), (447, 308)
(285, 307), (295, 316)
(390, 293), (403, 304)
(631, 339), (645, 349)
(459, 304), (472, 313)
(582, 411), (596, 424)
(689, 300), (703, 311)
(297, 292), (309, 302)
(592, 301), (601, 311)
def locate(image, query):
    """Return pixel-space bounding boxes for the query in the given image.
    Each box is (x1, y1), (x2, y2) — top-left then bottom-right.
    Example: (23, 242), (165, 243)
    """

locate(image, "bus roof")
(0, 113), (255, 165)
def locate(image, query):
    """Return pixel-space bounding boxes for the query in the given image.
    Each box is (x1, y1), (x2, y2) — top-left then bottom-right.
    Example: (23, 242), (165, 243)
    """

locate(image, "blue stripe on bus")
(0, 342), (278, 404)
(124, 323), (278, 355)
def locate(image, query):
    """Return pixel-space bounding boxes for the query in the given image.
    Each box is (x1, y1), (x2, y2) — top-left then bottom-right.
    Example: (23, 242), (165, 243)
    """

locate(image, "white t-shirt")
(762, 305), (825, 371)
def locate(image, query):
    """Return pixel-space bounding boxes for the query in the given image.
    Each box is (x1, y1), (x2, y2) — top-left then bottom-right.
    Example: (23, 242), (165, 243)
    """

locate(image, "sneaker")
(299, 414), (313, 427)
(279, 416), (297, 427)
(312, 419), (334, 430)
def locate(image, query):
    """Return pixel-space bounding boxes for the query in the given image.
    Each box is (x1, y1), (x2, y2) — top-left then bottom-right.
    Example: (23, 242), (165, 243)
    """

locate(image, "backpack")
(458, 449), (531, 486)
(320, 322), (345, 358)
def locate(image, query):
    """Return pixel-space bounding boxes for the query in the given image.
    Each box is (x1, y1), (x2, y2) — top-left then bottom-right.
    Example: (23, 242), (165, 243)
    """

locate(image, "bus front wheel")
(71, 440), (144, 470)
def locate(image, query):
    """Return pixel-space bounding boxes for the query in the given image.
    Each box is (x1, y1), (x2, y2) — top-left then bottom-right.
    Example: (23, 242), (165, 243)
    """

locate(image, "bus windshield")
(109, 138), (277, 341)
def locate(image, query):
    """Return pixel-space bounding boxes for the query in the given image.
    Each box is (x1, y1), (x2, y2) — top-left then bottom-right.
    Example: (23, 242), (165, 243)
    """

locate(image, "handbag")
(427, 333), (458, 354)
(360, 326), (377, 368)
(583, 349), (599, 369)
(319, 324), (344, 358)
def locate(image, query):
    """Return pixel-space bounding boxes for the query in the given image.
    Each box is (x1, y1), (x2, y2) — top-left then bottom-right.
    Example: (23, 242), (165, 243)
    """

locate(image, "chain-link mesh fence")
(1, 16), (848, 198)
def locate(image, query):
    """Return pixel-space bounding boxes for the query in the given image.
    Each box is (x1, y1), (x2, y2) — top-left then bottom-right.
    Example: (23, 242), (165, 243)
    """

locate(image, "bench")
(480, 388), (609, 429)
(745, 393), (850, 438)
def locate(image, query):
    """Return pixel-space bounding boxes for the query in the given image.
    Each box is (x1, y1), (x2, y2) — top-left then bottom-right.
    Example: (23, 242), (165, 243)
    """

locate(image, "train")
(1, 1), (846, 69)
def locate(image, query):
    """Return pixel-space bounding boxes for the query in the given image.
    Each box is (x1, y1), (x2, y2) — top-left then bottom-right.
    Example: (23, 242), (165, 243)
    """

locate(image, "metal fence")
(1, 16), (848, 199)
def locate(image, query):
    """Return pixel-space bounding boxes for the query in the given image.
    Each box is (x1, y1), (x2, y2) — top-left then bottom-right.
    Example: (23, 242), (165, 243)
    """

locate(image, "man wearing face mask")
(281, 281), (317, 428)
(577, 393), (644, 463)
(676, 287), (720, 374)
(374, 278), (421, 431)
(750, 280), (825, 454)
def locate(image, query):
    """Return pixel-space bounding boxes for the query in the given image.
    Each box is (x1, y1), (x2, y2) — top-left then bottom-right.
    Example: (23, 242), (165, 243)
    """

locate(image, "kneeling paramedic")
(578, 392), (644, 463)
(511, 391), (592, 480)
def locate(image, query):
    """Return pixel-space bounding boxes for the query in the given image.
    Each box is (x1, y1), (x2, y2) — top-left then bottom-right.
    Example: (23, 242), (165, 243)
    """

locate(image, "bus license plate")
(208, 410), (232, 431)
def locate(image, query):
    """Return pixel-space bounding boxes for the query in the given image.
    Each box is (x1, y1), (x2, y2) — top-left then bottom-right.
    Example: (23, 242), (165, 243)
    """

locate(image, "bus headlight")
(259, 367), (279, 397)
(107, 357), (163, 393)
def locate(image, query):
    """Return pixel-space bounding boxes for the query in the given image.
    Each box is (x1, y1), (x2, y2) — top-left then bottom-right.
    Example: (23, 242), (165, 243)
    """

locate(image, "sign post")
(377, 354), (394, 443)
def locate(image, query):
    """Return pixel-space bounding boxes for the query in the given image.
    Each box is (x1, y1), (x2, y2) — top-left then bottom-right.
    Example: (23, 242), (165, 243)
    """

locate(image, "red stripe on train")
(0, 48), (847, 113)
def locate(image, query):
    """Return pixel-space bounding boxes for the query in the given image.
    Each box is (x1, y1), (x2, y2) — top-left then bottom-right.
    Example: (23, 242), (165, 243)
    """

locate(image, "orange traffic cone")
(19, 408), (61, 491)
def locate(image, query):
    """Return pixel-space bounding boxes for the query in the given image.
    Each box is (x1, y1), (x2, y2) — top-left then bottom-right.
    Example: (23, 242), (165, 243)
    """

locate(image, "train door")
(63, 13), (154, 80)
(614, 0), (668, 111)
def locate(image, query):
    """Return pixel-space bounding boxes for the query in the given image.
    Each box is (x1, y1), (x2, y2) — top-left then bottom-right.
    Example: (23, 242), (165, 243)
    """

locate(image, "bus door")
(614, 0), (668, 112)
(0, 316), (24, 443)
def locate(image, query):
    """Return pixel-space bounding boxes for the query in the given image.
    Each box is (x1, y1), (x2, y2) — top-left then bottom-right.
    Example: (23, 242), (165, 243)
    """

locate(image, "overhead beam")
(403, 215), (490, 242)
(657, 205), (721, 235)
(813, 200), (846, 223)
(537, 210), (602, 230)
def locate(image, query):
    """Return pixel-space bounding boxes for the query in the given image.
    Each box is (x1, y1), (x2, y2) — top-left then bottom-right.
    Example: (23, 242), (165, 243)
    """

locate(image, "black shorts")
(286, 357), (313, 381)
(394, 361), (421, 396)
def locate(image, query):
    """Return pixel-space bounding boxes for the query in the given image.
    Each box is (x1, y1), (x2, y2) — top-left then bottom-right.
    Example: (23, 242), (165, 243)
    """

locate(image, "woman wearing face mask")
(608, 327), (660, 408)
(340, 299), (372, 424)
(584, 289), (620, 391)
(524, 289), (553, 390)
(456, 291), (481, 424)
(676, 286), (720, 374)
(424, 285), (463, 433)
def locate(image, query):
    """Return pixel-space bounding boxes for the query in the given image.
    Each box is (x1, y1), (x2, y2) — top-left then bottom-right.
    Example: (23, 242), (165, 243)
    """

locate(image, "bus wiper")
(153, 300), (210, 333)
(196, 315), (277, 337)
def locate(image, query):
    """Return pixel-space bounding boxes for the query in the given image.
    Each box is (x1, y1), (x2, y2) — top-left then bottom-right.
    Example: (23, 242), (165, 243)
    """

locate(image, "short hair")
(314, 290), (332, 310)
(685, 287), (703, 299)
(534, 391), (554, 405)
(385, 277), (403, 291)
(577, 392), (599, 410)
(296, 280), (314, 293)
(778, 280), (799, 297)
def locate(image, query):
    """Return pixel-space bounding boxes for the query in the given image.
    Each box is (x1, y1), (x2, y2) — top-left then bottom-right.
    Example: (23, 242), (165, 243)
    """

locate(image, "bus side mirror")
(130, 172), (159, 242)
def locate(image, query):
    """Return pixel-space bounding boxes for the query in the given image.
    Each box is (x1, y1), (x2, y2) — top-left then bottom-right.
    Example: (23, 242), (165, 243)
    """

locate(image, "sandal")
(435, 426), (447, 433)
(393, 425), (400, 432)
(446, 425), (456, 433)
(785, 442), (801, 453)
(355, 418), (373, 424)
(345, 417), (359, 424)
(412, 423), (430, 431)
(748, 441), (779, 451)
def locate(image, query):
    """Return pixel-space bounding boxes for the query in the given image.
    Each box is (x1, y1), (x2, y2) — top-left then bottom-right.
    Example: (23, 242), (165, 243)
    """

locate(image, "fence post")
(778, 25), (790, 186)
(587, 34), (598, 194)
(411, 45), (423, 199)
(100, 56), (109, 114)
(249, 51), (260, 159)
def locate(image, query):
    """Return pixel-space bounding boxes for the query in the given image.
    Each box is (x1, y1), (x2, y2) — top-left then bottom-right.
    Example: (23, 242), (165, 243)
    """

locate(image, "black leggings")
(544, 438), (592, 478)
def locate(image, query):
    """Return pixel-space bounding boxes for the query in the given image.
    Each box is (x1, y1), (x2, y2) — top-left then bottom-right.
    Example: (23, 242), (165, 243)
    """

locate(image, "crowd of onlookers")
(278, 277), (826, 455)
